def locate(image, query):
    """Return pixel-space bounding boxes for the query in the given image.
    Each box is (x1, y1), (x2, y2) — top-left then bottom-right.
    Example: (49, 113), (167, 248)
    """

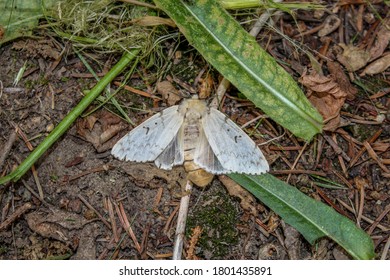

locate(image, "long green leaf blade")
(229, 173), (375, 260)
(154, 0), (323, 140)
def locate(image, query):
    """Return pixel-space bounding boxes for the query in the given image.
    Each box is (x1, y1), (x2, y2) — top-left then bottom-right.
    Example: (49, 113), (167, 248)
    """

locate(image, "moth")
(112, 96), (269, 181)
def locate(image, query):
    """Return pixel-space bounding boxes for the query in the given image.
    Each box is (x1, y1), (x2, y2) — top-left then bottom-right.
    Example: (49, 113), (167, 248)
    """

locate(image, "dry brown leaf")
(299, 71), (347, 131)
(337, 43), (370, 72)
(327, 61), (357, 100)
(198, 72), (214, 99)
(156, 81), (181, 106)
(26, 208), (88, 243)
(318, 14), (341, 37)
(361, 53), (390, 76)
(132, 16), (176, 28)
(369, 18), (390, 61)
(76, 110), (126, 152)
(12, 39), (61, 60)
(218, 175), (261, 216)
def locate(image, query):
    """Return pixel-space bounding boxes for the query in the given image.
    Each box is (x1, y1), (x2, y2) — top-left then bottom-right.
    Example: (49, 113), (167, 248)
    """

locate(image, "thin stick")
(116, 201), (141, 253)
(356, 182), (365, 228)
(172, 180), (192, 260)
(0, 202), (34, 231)
(337, 199), (389, 232)
(0, 128), (18, 172)
(287, 142), (308, 183)
(78, 194), (111, 230)
(349, 129), (382, 168)
(367, 205), (390, 235)
(364, 141), (390, 173)
(380, 235), (390, 260)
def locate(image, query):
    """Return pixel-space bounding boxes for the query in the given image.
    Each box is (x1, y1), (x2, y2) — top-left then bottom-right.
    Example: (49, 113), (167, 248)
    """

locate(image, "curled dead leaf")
(26, 208), (88, 243)
(327, 61), (357, 100)
(198, 72), (214, 99)
(337, 43), (370, 72)
(76, 110), (126, 152)
(318, 14), (341, 37)
(369, 18), (390, 61)
(299, 71), (347, 131)
(218, 175), (262, 216)
(156, 80), (182, 106)
(361, 54), (390, 76)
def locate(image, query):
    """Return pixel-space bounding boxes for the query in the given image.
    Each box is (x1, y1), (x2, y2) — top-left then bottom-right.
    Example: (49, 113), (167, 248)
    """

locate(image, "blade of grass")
(0, 50), (139, 186)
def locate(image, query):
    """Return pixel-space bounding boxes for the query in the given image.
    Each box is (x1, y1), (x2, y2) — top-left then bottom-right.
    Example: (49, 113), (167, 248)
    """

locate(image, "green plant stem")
(0, 50), (139, 186)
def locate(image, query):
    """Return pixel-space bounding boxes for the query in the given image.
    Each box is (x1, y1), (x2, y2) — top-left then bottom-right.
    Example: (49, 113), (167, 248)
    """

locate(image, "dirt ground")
(0, 2), (389, 260)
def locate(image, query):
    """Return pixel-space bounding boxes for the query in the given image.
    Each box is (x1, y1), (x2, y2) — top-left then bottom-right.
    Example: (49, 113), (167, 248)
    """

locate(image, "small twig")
(332, 133), (347, 176)
(13, 125), (44, 199)
(0, 128), (18, 172)
(367, 205), (390, 235)
(287, 142), (308, 183)
(337, 199), (389, 232)
(323, 134), (350, 162)
(380, 235), (390, 260)
(163, 203), (180, 234)
(115, 201), (141, 253)
(21, 179), (53, 209)
(349, 129), (382, 168)
(66, 164), (112, 182)
(255, 218), (271, 238)
(113, 81), (162, 100)
(0, 202), (34, 231)
(314, 186), (351, 218)
(106, 197), (119, 243)
(172, 180), (192, 260)
(364, 141), (390, 173)
(356, 181), (365, 228)
(140, 223), (151, 259)
(153, 187), (164, 210)
(78, 194), (111, 229)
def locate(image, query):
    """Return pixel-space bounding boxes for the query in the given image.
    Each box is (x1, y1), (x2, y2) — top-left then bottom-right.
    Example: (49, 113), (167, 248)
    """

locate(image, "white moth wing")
(201, 108), (269, 174)
(194, 127), (226, 174)
(111, 105), (184, 163)
(154, 126), (184, 169)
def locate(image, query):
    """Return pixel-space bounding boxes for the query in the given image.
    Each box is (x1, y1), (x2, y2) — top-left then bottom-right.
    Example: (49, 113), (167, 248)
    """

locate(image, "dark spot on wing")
(234, 135), (242, 143)
(143, 126), (150, 135)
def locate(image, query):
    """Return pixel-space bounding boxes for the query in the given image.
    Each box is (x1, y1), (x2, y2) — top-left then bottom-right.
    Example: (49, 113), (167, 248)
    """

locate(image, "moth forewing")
(111, 105), (184, 163)
(201, 108), (269, 175)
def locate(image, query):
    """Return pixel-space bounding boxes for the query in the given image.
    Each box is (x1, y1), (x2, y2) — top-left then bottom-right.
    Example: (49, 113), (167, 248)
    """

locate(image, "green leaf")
(153, 0), (323, 141)
(229, 173), (375, 260)
(0, 0), (56, 45)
